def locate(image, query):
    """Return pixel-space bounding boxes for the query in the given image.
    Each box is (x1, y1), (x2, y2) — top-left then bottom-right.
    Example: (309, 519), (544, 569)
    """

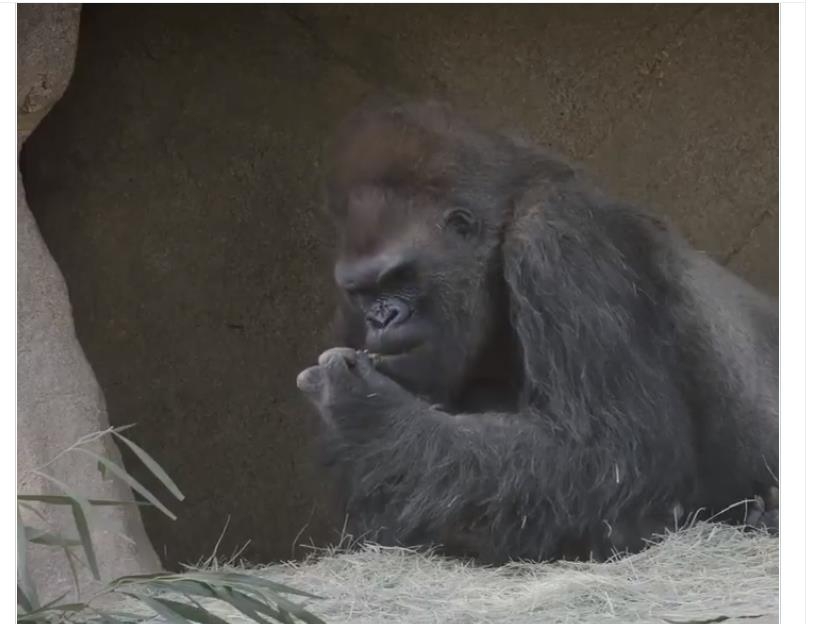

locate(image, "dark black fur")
(297, 99), (779, 563)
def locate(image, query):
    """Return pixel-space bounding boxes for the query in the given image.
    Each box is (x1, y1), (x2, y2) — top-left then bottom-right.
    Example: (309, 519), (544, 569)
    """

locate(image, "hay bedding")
(122, 524), (779, 624)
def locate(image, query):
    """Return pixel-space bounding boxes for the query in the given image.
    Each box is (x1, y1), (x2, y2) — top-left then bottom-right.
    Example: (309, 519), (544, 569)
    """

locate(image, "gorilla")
(296, 98), (779, 563)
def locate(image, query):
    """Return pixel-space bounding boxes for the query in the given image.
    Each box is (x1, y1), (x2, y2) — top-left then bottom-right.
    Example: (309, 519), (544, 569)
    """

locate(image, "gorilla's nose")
(366, 298), (411, 330)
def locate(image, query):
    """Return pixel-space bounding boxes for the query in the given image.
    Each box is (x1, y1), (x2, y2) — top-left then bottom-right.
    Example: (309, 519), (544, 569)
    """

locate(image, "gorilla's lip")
(368, 346), (428, 378)
(367, 340), (426, 358)
(366, 332), (426, 357)
(367, 343), (422, 358)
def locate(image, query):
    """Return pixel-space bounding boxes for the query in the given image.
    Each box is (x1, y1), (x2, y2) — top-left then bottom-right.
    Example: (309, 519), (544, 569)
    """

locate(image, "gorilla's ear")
(502, 181), (667, 422)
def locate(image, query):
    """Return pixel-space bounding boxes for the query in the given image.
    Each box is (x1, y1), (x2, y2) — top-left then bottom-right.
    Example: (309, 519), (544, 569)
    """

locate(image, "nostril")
(366, 305), (397, 330)
(383, 306), (400, 326)
(366, 299), (410, 330)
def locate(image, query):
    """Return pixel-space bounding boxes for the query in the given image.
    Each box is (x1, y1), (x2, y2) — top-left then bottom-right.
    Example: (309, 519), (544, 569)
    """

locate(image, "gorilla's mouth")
(369, 343), (438, 395)
(367, 339), (431, 376)
(367, 342), (425, 359)
(365, 327), (426, 357)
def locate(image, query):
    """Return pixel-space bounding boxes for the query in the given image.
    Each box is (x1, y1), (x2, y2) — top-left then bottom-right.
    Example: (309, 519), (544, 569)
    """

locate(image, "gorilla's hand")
(746, 486), (779, 535)
(297, 347), (416, 434)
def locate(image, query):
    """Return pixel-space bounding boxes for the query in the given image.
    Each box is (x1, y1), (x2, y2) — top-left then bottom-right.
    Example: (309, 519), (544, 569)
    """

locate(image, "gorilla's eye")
(443, 208), (477, 238)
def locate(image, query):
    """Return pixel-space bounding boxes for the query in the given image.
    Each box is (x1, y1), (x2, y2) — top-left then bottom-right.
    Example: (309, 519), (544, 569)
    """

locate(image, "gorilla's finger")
(318, 347), (357, 370)
(767, 486), (779, 509)
(760, 509), (779, 534)
(296, 366), (323, 395)
(353, 350), (388, 379)
(353, 349), (374, 368)
(354, 351), (410, 398)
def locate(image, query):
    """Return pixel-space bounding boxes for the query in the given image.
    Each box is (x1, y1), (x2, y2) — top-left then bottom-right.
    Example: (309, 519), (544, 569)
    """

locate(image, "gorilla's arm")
(299, 344), (690, 562)
(300, 348), (583, 560)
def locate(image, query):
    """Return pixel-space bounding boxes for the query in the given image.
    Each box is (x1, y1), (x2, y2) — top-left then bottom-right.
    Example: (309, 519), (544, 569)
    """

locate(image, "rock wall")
(17, 3), (159, 600)
(21, 4), (778, 567)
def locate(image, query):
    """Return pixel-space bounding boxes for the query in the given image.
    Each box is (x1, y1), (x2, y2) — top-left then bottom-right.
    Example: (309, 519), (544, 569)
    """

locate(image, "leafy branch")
(17, 427), (325, 623)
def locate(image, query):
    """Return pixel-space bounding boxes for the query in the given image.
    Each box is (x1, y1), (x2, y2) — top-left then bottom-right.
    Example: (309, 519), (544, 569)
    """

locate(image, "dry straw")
(173, 522), (778, 624)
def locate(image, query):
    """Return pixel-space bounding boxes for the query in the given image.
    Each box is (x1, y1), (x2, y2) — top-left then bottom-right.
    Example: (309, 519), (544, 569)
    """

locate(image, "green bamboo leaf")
(63, 545), (81, 599)
(17, 501), (49, 522)
(144, 597), (230, 624)
(111, 571), (325, 623)
(71, 502), (99, 579)
(190, 578), (275, 610)
(73, 448), (177, 520)
(271, 594), (326, 624)
(113, 572), (240, 593)
(223, 585), (325, 624)
(85, 611), (125, 624)
(18, 494), (151, 507)
(17, 601), (86, 622)
(144, 578), (219, 598)
(121, 593), (190, 623)
(17, 509), (38, 610)
(88, 613), (131, 624)
(112, 430), (185, 501)
(116, 574), (265, 607)
(184, 571), (322, 599)
(87, 608), (146, 623)
(159, 573), (279, 606)
(17, 585), (33, 613)
(110, 571), (181, 586)
(33, 471), (100, 579)
(661, 618), (747, 624)
(212, 587), (273, 624)
(191, 572), (323, 621)
(24, 525), (81, 547)
(18, 592), (71, 616)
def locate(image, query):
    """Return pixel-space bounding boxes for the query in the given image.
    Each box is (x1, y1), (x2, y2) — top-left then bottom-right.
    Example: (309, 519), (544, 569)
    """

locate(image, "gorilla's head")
(326, 100), (542, 403)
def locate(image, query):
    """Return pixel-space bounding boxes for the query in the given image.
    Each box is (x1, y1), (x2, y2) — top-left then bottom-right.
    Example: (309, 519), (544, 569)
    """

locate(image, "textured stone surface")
(289, 3), (779, 293)
(21, 4), (778, 566)
(18, 5), (82, 134)
(17, 3), (159, 601)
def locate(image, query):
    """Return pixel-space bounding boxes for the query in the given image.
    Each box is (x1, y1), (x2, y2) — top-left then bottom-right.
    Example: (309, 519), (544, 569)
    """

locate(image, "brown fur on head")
(325, 97), (525, 218)
(327, 100), (454, 207)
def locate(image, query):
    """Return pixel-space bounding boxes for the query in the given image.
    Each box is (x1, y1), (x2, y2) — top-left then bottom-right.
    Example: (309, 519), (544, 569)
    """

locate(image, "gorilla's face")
(333, 184), (503, 403)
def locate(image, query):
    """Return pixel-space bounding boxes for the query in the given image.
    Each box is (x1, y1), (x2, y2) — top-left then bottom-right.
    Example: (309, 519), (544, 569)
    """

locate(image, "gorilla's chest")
(450, 378), (519, 414)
